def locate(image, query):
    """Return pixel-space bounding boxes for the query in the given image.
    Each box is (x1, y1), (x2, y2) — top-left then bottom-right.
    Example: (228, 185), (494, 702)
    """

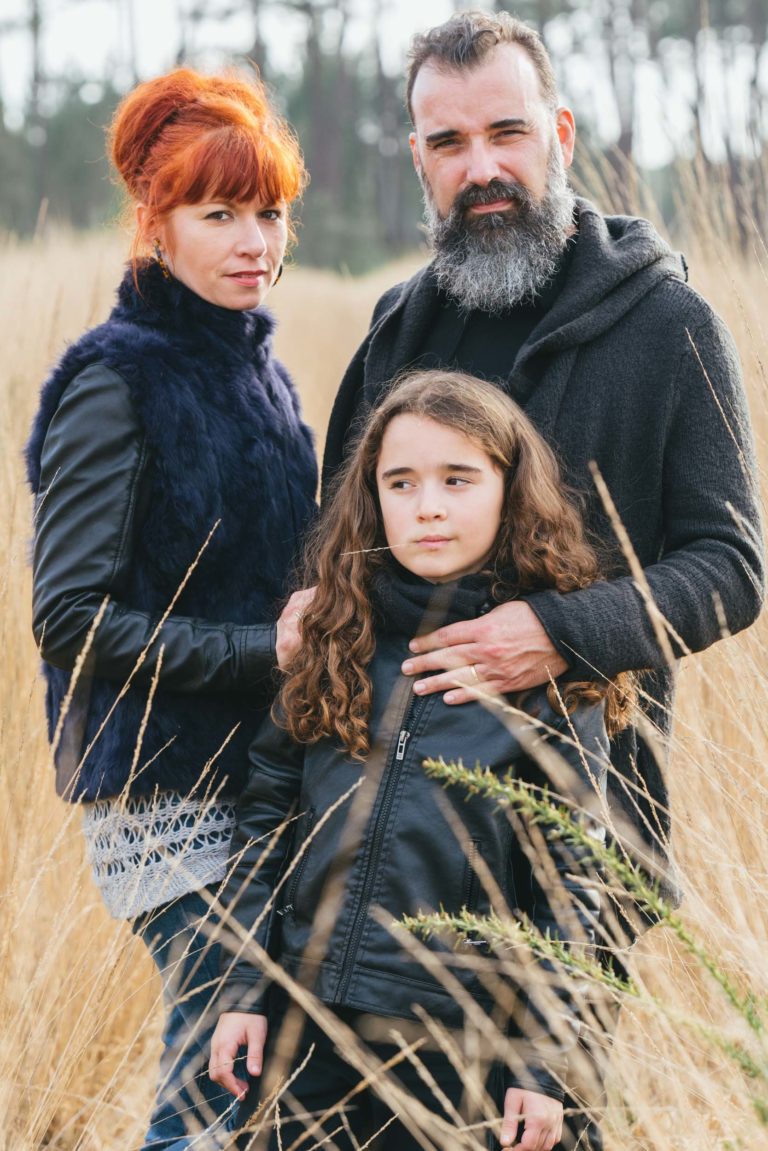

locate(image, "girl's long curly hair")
(279, 370), (635, 758)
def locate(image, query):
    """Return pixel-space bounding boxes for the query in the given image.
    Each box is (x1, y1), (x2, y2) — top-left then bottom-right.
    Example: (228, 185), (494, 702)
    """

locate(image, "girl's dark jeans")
(229, 1000), (603, 1151)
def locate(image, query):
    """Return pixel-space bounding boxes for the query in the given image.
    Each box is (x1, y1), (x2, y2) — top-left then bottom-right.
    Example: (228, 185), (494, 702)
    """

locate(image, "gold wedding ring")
(469, 664), (480, 684)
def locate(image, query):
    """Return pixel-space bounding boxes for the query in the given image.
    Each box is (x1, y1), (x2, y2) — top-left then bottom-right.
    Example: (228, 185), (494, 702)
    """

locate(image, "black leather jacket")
(27, 263), (318, 799)
(31, 364), (276, 694)
(220, 628), (609, 1096)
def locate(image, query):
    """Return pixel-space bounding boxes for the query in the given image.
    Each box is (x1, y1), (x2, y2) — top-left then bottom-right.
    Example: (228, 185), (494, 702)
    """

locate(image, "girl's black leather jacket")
(219, 622), (610, 1098)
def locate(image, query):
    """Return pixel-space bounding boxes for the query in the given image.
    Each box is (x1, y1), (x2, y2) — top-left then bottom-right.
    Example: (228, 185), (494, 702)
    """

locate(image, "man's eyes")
(431, 130), (524, 150)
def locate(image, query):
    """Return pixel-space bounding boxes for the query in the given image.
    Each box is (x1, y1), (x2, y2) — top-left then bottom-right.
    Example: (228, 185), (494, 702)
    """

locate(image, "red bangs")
(153, 124), (303, 211)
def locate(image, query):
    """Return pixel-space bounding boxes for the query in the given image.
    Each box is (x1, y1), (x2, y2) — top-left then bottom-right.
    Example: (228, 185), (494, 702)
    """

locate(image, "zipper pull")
(395, 729), (410, 761)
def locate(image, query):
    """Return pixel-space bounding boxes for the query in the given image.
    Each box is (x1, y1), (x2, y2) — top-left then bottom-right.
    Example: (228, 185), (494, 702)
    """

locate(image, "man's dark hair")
(406, 10), (558, 123)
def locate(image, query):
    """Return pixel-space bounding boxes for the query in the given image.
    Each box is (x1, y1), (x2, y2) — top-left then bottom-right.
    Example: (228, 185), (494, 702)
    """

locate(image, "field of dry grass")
(0, 212), (766, 1149)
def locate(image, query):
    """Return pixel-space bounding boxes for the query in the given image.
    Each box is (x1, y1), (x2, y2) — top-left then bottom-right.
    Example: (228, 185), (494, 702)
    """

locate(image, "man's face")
(408, 42), (575, 222)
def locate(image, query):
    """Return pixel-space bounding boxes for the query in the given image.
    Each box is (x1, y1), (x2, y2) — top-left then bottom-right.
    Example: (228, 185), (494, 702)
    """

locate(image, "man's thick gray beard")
(423, 156), (576, 315)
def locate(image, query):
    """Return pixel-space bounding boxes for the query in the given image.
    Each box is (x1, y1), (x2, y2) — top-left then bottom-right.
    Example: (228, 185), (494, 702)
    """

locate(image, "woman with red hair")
(26, 68), (318, 1148)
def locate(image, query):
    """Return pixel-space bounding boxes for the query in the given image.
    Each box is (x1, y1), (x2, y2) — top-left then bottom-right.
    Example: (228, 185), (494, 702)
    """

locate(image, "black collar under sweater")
(417, 235), (577, 391)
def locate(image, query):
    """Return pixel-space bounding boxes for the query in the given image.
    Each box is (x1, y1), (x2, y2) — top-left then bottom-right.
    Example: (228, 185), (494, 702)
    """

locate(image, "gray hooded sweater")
(322, 198), (764, 901)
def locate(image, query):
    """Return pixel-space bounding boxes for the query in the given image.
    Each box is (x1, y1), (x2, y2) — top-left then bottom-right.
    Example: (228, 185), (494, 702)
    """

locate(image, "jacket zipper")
(335, 690), (430, 1001)
(462, 839), (482, 912)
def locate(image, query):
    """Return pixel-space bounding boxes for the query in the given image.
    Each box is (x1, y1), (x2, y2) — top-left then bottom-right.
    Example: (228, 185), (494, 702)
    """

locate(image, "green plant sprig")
(422, 757), (766, 1036)
(423, 756), (670, 915)
(401, 906), (638, 997)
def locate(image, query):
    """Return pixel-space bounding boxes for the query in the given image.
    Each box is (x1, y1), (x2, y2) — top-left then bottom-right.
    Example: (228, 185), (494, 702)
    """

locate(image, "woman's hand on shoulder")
(501, 1087), (563, 1150)
(276, 587), (317, 670)
(209, 1011), (268, 1098)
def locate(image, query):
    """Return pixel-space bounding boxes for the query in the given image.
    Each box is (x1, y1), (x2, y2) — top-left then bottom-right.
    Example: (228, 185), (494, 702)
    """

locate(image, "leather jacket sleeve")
(32, 363), (276, 693)
(218, 715), (305, 1012)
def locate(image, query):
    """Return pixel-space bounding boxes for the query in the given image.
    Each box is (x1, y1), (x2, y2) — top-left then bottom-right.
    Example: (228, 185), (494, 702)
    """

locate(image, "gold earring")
(273, 262), (284, 285)
(153, 240), (171, 281)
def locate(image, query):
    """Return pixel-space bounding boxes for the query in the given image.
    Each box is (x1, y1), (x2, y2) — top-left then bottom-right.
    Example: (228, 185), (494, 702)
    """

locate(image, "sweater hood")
(351, 198), (687, 406)
(516, 198), (687, 369)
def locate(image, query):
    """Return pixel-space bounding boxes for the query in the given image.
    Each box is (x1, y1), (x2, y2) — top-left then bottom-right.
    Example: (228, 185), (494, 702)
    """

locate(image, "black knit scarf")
(370, 561), (498, 640)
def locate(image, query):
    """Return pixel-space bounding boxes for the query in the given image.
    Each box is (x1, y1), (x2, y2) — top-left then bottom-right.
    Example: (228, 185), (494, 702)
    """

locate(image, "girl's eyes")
(388, 476), (470, 489)
(205, 209), (232, 221)
(260, 208), (282, 221)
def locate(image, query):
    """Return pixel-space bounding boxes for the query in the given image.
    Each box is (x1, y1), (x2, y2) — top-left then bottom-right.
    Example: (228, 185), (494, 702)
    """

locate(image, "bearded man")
(321, 10), (763, 1149)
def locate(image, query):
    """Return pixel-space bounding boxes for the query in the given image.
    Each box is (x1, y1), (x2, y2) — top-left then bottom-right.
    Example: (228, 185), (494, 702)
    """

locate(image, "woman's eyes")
(203, 207), (283, 222)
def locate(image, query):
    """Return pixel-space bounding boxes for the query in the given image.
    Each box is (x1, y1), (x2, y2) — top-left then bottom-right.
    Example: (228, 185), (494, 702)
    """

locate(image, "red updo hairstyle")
(108, 67), (306, 266)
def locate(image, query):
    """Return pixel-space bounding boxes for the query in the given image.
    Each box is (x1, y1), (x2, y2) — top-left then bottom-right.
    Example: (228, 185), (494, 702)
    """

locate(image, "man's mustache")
(451, 179), (534, 217)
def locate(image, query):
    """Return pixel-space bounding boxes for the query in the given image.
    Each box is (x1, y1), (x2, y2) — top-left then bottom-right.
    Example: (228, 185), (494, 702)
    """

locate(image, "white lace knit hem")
(82, 793), (236, 920)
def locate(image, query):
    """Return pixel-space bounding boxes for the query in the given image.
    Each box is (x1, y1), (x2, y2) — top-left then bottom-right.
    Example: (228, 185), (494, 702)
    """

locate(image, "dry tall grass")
(0, 207), (765, 1149)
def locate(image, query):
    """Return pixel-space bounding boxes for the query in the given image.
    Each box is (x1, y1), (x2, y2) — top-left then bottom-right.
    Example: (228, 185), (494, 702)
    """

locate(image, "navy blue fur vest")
(26, 261), (317, 802)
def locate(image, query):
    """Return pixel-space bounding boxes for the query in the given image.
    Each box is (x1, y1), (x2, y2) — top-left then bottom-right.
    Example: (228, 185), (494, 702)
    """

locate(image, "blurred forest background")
(1, 0), (767, 271)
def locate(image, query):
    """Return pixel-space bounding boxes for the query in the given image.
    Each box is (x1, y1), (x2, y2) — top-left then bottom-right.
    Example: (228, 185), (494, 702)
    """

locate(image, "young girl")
(209, 371), (629, 1151)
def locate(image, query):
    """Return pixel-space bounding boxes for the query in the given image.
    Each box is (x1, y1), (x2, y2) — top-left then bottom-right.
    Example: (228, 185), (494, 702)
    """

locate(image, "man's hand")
(275, 587), (317, 671)
(209, 1011), (268, 1099)
(500, 1087), (563, 1150)
(401, 601), (568, 704)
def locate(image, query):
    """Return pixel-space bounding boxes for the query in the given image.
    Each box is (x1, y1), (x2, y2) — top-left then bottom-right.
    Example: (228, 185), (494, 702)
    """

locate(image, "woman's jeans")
(132, 888), (235, 1150)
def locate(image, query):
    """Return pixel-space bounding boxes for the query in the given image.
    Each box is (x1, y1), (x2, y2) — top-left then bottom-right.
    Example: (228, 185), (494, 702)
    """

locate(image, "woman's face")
(157, 196), (288, 310)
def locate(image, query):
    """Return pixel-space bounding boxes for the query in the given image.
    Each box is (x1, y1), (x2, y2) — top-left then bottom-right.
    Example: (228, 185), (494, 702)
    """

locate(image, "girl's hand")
(276, 587), (317, 670)
(209, 1011), (268, 1098)
(500, 1087), (563, 1150)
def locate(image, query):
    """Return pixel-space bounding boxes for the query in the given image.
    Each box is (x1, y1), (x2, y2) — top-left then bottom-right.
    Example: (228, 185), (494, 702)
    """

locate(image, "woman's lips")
(227, 270), (267, 285)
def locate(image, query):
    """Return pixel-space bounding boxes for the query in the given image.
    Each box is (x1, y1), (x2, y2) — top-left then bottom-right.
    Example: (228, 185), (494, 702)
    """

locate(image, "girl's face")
(376, 414), (505, 583)
(155, 196), (287, 310)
